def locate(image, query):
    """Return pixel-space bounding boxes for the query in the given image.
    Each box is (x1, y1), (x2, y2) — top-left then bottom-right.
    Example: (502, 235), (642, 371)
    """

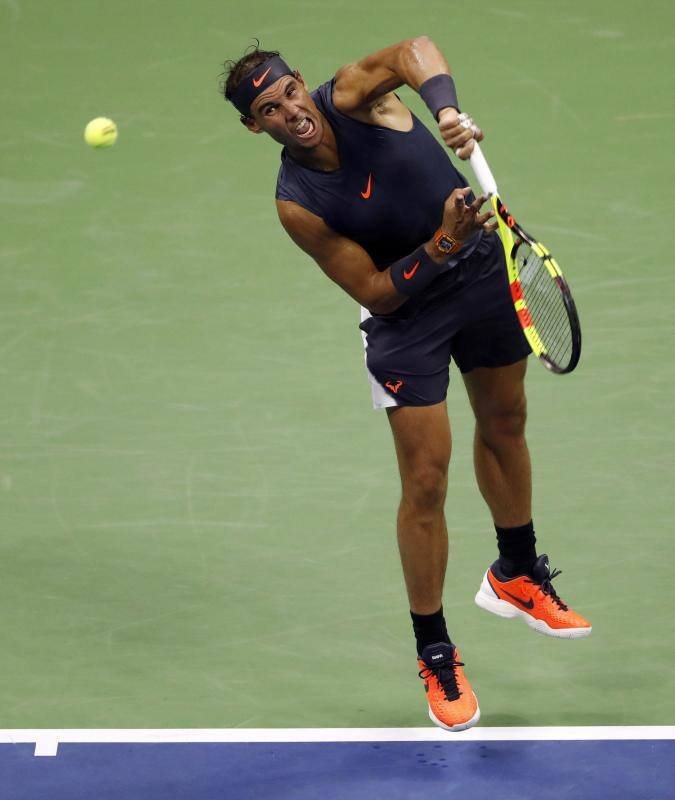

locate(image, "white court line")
(0, 727), (673, 757)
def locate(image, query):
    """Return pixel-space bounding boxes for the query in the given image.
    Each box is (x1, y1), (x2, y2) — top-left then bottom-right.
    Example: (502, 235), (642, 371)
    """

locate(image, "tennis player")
(221, 37), (591, 732)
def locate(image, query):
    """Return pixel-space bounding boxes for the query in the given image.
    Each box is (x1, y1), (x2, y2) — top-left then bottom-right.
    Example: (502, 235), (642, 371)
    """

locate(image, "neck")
(285, 114), (340, 172)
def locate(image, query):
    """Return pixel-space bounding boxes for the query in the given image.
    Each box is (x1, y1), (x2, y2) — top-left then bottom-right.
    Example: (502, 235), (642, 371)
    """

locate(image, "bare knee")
(476, 395), (527, 445)
(401, 462), (448, 511)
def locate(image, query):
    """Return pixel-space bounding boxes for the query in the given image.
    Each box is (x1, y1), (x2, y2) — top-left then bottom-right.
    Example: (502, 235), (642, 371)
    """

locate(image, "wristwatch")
(433, 228), (463, 256)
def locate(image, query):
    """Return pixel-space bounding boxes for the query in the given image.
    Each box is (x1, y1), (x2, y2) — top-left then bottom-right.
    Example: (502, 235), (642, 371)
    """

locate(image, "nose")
(284, 98), (303, 122)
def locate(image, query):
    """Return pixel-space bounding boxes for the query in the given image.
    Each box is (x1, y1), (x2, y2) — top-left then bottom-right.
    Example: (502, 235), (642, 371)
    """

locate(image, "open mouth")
(294, 116), (316, 140)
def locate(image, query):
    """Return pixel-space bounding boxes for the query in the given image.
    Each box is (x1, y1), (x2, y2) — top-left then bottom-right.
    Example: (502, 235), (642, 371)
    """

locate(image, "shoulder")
(333, 64), (412, 129)
(276, 199), (338, 256)
(277, 199), (327, 235)
(275, 153), (326, 219)
(331, 40), (412, 115)
(332, 63), (372, 114)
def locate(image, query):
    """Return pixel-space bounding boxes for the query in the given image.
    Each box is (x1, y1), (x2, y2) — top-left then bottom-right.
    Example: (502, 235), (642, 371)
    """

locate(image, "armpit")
(349, 92), (413, 132)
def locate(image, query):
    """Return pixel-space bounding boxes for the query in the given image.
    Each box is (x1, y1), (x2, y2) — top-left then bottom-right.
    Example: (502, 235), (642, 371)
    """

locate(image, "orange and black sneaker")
(417, 642), (480, 731)
(475, 554), (592, 639)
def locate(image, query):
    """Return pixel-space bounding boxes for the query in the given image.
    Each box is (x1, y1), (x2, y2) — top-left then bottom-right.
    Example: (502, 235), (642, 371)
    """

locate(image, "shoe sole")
(475, 572), (592, 639)
(428, 693), (481, 732)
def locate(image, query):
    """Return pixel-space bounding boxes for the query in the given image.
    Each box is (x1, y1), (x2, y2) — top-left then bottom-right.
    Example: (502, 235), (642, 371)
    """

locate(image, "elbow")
(366, 294), (401, 315)
(365, 298), (387, 315)
(368, 298), (406, 315)
(403, 35), (439, 77)
(408, 35), (434, 55)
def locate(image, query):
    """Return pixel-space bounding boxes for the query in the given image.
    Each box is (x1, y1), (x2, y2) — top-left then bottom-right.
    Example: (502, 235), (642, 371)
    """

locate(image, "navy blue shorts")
(359, 233), (531, 408)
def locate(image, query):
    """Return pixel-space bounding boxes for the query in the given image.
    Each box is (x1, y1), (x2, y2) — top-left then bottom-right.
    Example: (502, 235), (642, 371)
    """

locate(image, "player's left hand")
(437, 108), (483, 159)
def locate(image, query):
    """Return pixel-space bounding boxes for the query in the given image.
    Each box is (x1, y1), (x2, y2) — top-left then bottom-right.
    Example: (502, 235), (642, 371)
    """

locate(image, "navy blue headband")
(230, 55), (294, 117)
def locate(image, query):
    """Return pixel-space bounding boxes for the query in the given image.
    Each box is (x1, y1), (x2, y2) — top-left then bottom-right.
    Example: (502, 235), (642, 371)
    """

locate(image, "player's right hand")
(441, 187), (498, 241)
(438, 108), (483, 159)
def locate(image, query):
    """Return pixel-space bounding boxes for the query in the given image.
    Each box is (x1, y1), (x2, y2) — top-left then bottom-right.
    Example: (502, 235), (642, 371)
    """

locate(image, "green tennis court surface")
(1, 0), (673, 738)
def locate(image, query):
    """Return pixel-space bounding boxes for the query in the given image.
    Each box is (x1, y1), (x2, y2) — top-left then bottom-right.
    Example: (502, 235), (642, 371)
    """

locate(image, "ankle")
(495, 520), (537, 577)
(410, 606), (451, 656)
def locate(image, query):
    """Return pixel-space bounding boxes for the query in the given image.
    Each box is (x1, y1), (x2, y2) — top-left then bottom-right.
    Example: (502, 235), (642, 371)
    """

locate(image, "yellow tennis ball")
(84, 117), (118, 148)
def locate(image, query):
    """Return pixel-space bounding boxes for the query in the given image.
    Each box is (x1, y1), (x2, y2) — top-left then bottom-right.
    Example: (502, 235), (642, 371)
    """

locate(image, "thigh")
(462, 358), (528, 423)
(387, 401), (451, 483)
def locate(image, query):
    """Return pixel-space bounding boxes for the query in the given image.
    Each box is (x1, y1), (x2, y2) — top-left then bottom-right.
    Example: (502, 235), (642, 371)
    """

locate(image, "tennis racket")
(466, 133), (582, 374)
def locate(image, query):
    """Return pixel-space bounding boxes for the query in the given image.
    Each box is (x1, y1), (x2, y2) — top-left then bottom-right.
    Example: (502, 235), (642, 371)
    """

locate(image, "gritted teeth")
(295, 117), (314, 137)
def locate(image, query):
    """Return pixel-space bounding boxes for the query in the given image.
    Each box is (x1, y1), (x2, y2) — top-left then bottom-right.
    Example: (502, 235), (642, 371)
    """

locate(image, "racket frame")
(469, 142), (581, 374)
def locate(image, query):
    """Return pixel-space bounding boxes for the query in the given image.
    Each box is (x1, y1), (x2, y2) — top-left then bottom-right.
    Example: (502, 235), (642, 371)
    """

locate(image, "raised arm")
(333, 36), (482, 159)
(332, 36), (450, 110)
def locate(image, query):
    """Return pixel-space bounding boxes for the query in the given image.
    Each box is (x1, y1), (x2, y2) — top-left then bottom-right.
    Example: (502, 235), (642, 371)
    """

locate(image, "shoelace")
(526, 567), (568, 611)
(418, 657), (464, 702)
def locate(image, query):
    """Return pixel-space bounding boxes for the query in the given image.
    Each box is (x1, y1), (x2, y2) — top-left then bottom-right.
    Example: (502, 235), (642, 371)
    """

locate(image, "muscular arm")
(333, 36), (479, 157)
(276, 199), (408, 315)
(277, 189), (494, 313)
(333, 35), (450, 114)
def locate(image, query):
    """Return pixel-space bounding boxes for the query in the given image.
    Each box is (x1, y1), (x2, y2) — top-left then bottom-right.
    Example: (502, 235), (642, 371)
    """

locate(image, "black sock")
(495, 520), (537, 577)
(410, 607), (451, 656)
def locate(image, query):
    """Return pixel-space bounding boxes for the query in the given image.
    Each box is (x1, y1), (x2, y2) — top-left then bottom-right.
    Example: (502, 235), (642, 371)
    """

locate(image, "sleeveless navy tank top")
(275, 78), (484, 314)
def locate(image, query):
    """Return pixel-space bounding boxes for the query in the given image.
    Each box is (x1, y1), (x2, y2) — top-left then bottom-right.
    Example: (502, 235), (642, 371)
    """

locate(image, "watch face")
(436, 234), (456, 253)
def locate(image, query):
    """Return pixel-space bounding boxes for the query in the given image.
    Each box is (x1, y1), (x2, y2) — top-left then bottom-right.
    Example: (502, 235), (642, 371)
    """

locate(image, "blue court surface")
(3, 728), (674, 799)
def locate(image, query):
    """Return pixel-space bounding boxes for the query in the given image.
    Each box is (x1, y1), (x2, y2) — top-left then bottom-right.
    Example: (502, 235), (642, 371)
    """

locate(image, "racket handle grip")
(468, 142), (498, 197)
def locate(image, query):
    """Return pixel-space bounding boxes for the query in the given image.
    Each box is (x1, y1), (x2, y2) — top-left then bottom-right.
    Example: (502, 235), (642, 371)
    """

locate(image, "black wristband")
(419, 74), (460, 120)
(389, 245), (447, 297)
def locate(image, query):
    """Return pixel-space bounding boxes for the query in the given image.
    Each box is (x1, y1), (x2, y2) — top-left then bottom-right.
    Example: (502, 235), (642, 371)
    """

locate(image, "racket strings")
(517, 246), (573, 367)
(522, 267), (570, 363)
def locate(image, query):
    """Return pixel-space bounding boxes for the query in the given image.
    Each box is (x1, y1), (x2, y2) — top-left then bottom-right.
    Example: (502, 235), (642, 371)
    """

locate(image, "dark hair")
(220, 39), (282, 112)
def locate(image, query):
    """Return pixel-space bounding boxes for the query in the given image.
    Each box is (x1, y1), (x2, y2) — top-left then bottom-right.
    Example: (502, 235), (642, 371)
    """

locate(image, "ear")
(240, 115), (264, 134)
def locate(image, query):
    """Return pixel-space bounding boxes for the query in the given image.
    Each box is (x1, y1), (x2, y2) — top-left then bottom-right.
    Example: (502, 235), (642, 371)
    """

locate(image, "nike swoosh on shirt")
(360, 173), (372, 199)
(403, 261), (420, 280)
(253, 67), (272, 88)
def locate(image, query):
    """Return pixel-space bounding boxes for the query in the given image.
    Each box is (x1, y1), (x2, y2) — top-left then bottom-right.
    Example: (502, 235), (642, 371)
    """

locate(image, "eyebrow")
(257, 78), (296, 112)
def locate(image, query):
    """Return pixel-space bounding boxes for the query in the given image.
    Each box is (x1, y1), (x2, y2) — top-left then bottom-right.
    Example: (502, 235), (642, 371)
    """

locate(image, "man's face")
(244, 72), (323, 149)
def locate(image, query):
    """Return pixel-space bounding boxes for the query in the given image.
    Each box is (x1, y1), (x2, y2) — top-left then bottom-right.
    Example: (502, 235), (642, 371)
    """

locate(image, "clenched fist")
(438, 108), (483, 160)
